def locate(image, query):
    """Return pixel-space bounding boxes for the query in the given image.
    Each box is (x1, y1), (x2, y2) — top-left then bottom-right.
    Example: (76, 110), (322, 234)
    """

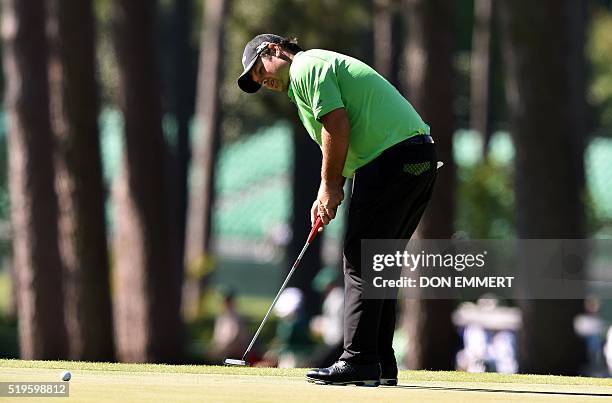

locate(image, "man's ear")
(270, 43), (281, 56)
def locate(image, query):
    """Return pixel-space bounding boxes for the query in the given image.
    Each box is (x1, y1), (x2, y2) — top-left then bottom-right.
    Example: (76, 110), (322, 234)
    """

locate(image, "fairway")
(1, 360), (612, 402)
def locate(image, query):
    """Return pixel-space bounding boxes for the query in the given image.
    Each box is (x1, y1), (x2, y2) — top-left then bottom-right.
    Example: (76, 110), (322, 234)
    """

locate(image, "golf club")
(224, 217), (324, 366)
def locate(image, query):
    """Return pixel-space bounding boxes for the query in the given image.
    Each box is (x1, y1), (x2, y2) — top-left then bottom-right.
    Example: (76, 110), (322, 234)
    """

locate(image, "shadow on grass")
(389, 384), (612, 397)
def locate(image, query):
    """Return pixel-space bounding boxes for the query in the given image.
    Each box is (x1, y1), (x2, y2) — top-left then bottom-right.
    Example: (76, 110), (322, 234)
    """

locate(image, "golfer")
(238, 34), (438, 386)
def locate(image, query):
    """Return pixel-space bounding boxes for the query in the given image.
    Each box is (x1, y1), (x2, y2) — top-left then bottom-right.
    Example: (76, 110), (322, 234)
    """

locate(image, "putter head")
(224, 358), (248, 366)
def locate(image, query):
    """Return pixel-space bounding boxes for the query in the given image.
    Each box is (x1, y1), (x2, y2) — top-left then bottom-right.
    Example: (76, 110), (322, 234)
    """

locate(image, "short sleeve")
(310, 63), (345, 122)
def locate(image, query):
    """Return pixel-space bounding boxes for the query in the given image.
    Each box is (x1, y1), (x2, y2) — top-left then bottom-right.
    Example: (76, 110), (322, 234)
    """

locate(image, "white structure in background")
(604, 326), (612, 375)
(453, 295), (521, 374)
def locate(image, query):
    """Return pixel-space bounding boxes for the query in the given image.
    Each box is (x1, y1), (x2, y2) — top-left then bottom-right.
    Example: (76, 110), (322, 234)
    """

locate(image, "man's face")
(250, 45), (291, 92)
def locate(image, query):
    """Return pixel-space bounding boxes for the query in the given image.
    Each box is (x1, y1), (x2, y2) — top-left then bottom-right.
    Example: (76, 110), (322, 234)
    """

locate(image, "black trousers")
(339, 140), (438, 365)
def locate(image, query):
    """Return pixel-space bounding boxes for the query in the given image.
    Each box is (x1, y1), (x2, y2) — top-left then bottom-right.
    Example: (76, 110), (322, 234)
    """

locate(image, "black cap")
(238, 34), (285, 93)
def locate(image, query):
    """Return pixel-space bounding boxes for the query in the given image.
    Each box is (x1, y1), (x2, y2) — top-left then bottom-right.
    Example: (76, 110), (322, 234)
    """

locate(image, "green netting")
(90, 112), (612, 243)
(213, 184), (291, 239)
(213, 123), (293, 239)
(454, 130), (612, 220)
(586, 137), (612, 219)
(215, 123), (293, 194)
(99, 108), (124, 183)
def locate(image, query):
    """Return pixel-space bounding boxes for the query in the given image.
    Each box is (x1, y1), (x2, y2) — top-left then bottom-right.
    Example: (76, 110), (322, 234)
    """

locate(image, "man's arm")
(311, 107), (349, 227)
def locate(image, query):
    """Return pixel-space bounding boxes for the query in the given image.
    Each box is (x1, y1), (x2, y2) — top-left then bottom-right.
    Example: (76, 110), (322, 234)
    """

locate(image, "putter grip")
(308, 217), (323, 244)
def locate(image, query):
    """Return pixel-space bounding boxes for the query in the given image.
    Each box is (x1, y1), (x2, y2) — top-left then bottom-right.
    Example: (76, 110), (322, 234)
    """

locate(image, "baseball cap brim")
(237, 55), (261, 93)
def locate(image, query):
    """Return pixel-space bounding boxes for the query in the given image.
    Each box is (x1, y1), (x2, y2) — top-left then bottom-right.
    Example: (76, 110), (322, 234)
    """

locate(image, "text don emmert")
(373, 276), (515, 288)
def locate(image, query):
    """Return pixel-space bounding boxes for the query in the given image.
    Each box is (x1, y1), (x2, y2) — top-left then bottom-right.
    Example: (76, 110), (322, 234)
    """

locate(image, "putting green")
(1, 360), (611, 402)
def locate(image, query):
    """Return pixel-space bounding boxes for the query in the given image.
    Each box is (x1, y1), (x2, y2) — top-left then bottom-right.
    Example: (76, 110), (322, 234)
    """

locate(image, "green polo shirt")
(287, 49), (429, 178)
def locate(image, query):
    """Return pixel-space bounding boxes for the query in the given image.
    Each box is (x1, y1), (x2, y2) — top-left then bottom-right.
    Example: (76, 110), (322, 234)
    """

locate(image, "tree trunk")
(184, 0), (228, 320)
(498, 0), (587, 375)
(112, 0), (182, 363)
(373, 0), (402, 87)
(1, 0), (68, 359)
(470, 0), (494, 153)
(401, 0), (458, 370)
(167, 0), (197, 322)
(287, 117), (322, 320)
(47, 0), (114, 361)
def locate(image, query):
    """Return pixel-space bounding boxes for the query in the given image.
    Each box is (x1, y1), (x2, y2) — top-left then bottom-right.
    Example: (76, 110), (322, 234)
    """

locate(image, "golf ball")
(60, 371), (71, 381)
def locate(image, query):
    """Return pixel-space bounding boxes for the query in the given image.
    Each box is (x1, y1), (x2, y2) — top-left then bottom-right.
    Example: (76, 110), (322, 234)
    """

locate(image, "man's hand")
(311, 182), (344, 229)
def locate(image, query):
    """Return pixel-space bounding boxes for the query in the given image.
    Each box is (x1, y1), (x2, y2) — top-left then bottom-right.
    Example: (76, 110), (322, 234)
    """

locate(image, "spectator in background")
(574, 296), (607, 376)
(309, 267), (344, 367)
(272, 287), (313, 368)
(206, 287), (249, 363)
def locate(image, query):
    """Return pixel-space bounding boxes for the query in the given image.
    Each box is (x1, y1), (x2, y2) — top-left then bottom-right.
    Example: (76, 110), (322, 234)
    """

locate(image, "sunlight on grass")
(1, 359), (612, 387)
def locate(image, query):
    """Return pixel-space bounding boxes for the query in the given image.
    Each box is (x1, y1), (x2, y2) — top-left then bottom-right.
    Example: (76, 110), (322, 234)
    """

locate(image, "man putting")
(238, 34), (438, 386)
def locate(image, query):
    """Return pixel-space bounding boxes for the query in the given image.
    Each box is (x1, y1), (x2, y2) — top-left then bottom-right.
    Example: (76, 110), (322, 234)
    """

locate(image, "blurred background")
(0, 0), (611, 377)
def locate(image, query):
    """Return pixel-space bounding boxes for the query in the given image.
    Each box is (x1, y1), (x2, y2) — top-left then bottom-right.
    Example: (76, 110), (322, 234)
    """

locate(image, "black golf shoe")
(306, 360), (381, 387)
(380, 363), (398, 386)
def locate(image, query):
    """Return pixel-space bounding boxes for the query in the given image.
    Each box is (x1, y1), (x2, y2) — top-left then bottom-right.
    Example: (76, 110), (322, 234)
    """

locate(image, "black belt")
(403, 135), (434, 145)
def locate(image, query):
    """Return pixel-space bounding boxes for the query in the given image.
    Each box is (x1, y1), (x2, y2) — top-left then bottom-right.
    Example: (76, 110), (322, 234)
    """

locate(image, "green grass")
(0, 359), (612, 387)
(1, 359), (612, 386)
(1, 359), (612, 402)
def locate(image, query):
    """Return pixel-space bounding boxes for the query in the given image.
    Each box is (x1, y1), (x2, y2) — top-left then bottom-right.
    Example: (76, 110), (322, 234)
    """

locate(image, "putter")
(224, 217), (324, 366)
